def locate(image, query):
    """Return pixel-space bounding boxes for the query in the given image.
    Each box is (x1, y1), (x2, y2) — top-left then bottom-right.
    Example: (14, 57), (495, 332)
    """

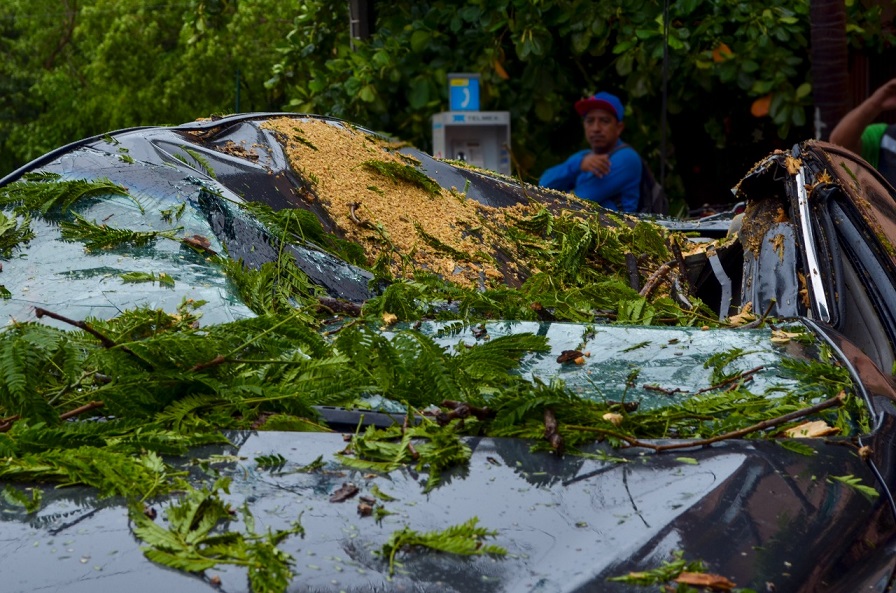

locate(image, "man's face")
(583, 108), (624, 154)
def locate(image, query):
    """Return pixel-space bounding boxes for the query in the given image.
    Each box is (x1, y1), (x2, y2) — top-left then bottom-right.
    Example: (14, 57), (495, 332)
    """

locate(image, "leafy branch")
(131, 477), (304, 593)
(570, 391), (845, 453)
(0, 173), (130, 215)
(379, 517), (506, 576)
(59, 212), (182, 251)
(0, 210), (35, 258)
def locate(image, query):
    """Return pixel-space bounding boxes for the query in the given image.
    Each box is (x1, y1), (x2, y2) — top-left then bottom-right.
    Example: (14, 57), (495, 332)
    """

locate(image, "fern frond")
(454, 333), (550, 381)
(362, 279), (453, 320)
(379, 517), (505, 576)
(182, 148), (217, 178)
(203, 312), (329, 359)
(0, 211), (35, 258)
(0, 447), (178, 499)
(254, 354), (365, 407)
(238, 201), (367, 266)
(87, 373), (193, 419)
(0, 323), (84, 423)
(333, 325), (404, 390)
(131, 478), (302, 590)
(2, 484), (42, 513)
(58, 211), (181, 251)
(362, 160), (441, 196)
(154, 394), (226, 431)
(8, 421), (107, 453)
(85, 301), (205, 343)
(120, 271), (176, 287)
(0, 176), (129, 215)
(110, 428), (228, 456)
(217, 256), (321, 316)
(392, 331), (463, 406)
(490, 379), (575, 430)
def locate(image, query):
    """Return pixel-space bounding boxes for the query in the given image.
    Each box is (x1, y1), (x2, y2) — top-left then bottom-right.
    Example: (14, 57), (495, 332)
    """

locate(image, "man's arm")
(539, 150), (589, 191)
(830, 77), (896, 154)
(571, 148), (641, 210)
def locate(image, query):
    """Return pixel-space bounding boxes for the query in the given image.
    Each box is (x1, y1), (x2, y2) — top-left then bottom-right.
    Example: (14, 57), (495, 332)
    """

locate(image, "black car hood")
(1, 429), (893, 593)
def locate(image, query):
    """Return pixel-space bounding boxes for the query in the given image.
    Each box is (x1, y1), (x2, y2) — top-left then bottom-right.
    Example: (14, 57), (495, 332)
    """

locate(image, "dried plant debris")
(263, 117), (529, 287)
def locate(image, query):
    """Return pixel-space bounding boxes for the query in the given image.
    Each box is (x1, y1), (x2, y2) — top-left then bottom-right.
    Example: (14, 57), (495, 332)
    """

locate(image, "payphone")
(431, 73), (512, 175)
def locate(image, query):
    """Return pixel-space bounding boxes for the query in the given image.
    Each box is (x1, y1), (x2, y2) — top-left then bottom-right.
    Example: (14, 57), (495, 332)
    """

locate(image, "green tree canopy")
(0, 0), (297, 173)
(1, 0), (894, 205)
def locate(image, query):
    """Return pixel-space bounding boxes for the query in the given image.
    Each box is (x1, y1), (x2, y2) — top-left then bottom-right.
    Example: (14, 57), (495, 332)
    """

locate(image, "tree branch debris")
(570, 391), (846, 453)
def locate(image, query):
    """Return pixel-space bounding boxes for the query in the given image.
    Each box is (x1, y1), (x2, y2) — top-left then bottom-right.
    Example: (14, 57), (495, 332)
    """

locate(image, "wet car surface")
(2, 114), (896, 592)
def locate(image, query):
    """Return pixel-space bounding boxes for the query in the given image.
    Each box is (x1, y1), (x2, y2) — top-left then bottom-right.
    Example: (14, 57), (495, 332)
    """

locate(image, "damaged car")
(1, 114), (896, 593)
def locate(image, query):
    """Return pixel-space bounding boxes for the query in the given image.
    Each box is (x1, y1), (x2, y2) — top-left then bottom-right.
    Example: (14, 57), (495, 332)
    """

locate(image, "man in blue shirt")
(539, 92), (641, 212)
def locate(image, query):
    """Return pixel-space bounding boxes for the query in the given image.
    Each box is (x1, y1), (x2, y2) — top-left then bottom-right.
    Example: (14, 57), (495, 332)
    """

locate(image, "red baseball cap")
(574, 92), (625, 121)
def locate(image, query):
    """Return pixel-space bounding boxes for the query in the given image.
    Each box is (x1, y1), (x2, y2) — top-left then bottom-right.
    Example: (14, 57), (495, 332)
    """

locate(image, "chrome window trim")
(796, 167), (831, 322)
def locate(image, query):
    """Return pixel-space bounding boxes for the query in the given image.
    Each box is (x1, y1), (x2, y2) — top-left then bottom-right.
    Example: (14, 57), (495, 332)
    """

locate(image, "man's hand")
(580, 153), (611, 178)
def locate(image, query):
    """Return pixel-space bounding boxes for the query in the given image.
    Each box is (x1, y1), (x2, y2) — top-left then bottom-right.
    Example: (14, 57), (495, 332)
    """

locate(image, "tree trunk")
(810, 0), (849, 141)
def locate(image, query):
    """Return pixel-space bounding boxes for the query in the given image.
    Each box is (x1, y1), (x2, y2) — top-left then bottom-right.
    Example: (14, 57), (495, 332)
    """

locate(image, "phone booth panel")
(431, 111), (511, 175)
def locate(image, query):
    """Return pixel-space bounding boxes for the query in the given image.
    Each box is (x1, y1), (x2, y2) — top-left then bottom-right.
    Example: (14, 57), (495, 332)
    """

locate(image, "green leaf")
(829, 474), (879, 501)
(776, 440), (815, 456)
(612, 39), (636, 55)
(616, 52), (634, 76)
(380, 517), (506, 576)
(751, 79), (774, 94)
(132, 479), (303, 588)
(410, 29), (431, 53)
(571, 31), (592, 54)
(358, 84), (377, 103)
(120, 271), (176, 287)
(408, 78), (430, 110)
(635, 28), (659, 40)
(2, 484), (42, 513)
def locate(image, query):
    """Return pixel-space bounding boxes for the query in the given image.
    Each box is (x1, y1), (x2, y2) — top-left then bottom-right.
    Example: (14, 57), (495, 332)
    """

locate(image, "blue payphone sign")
(448, 74), (480, 111)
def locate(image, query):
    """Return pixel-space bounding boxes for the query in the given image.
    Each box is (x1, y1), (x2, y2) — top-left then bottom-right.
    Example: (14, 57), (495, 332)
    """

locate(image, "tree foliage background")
(1, 0), (894, 206)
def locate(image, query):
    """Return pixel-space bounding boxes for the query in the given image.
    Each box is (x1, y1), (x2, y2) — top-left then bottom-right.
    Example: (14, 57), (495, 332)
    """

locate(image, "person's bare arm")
(830, 78), (896, 153)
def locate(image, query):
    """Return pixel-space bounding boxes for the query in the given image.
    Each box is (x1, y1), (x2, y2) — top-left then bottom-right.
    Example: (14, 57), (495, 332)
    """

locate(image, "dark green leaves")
(0, 210), (35, 258)
(341, 420), (472, 493)
(0, 447), (179, 500)
(59, 212), (181, 251)
(0, 175), (129, 215)
(829, 474), (879, 502)
(0, 322), (82, 425)
(131, 478), (304, 593)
